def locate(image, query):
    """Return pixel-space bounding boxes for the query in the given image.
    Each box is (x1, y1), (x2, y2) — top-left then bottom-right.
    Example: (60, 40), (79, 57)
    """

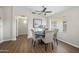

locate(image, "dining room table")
(34, 31), (45, 44)
(35, 31), (45, 38)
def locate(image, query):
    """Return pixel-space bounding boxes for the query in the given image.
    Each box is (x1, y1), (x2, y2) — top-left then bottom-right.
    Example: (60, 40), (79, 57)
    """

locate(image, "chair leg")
(56, 39), (58, 46)
(54, 39), (58, 47)
(33, 41), (36, 47)
(32, 39), (33, 44)
(45, 44), (47, 51)
(45, 44), (48, 51)
(51, 43), (53, 50)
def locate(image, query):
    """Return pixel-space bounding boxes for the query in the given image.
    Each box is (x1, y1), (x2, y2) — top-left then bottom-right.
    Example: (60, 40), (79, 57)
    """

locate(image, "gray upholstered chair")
(42, 30), (54, 51)
(31, 29), (41, 47)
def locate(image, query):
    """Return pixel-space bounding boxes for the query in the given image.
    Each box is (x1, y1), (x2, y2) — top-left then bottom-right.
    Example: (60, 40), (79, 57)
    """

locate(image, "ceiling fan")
(32, 6), (52, 15)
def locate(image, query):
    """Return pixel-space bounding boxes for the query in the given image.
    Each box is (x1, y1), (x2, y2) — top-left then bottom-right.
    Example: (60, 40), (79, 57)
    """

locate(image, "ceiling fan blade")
(42, 8), (46, 12)
(45, 11), (52, 13)
(41, 6), (47, 12)
(32, 12), (36, 14)
(35, 10), (41, 12)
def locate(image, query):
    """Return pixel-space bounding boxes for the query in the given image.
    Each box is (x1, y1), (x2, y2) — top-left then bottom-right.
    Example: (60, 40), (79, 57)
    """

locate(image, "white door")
(0, 19), (3, 41)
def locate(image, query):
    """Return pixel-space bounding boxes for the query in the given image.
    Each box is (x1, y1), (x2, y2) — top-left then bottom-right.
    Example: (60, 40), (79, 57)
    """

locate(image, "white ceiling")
(27, 6), (71, 16)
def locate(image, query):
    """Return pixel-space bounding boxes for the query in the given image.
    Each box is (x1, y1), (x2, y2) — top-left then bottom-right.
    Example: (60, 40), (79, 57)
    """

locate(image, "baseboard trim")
(0, 40), (4, 43)
(58, 39), (79, 48)
(0, 38), (16, 43)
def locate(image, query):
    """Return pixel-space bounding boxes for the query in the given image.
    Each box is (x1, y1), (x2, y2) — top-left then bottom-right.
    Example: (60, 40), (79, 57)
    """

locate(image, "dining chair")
(31, 29), (41, 47)
(42, 30), (54, 51)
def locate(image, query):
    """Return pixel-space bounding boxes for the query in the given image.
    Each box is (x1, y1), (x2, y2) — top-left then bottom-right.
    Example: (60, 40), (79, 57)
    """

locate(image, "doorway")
(16, 16), (28, 38)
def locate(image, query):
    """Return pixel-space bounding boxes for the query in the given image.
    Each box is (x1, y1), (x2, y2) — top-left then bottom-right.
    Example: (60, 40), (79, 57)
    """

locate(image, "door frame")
(16, 16), (28, 37)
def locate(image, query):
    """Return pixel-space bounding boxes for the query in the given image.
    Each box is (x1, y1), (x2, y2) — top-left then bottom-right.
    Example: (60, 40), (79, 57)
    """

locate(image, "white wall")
(0, 6), (14, 42)
(0, 19), (2, 41)
(0, 8), (3, 42)
(53, 7), (79, 48)
(46, 16), (52, 30)
(2, 7), (13, 41)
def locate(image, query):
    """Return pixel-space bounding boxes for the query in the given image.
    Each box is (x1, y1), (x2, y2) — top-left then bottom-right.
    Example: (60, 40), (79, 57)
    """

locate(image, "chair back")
(31, 29), (36, 40)
(31, 29), (41, 41)
(44, 30), (54, 43)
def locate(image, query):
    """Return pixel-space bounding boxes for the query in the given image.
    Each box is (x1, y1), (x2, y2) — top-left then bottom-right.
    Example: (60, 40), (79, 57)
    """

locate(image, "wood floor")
(0, 35), (79, 53)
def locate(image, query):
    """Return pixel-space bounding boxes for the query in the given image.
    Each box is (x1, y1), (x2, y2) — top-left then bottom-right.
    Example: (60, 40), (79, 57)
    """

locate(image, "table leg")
(33, 41), (36, 47)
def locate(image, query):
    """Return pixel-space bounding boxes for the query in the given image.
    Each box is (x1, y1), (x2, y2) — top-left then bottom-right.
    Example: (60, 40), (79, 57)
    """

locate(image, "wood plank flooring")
(0, 35), (79, 53)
